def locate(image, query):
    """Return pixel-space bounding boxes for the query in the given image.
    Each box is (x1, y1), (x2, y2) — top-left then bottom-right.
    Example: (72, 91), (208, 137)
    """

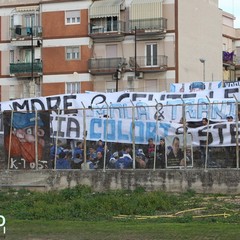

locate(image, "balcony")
(235, 56), (240, 70)
(129, 18), (167, 40)
(88, 57), (126, 75)
(10, 26), (42, 40)
(10, 62), (43, 78)
(128, 55), (168, 72)
(89, 21), (126, 42)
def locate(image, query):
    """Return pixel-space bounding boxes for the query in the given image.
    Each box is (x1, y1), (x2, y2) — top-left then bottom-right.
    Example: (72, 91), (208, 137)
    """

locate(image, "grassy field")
(0, 186), (240, 239)
(3, 220), (240, 240)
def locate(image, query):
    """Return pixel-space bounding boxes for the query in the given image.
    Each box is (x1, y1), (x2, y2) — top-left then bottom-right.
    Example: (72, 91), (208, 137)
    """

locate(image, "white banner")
(0, 86), (239, 125)
(170, 81), (222, 92)
(50, 114), (240, 147)
(1, 86), (240, 147)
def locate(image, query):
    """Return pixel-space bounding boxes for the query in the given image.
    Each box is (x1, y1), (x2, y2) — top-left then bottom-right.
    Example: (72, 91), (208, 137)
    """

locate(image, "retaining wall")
(1, 169), (240, 194)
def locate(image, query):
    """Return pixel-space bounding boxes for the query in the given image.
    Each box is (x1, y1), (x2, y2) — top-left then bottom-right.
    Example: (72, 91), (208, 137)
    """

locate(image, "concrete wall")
(1, 169), (240, 194)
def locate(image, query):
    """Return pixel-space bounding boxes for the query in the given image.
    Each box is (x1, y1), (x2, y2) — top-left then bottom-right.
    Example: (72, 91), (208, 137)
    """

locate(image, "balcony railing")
(10, 62), (42, 77)
(10, 26), (42, 39)
(128, 55), (168, 72)
(129, 18), (167, 32)
(88, 57), (126, 74)
(89, 20), (126, 34)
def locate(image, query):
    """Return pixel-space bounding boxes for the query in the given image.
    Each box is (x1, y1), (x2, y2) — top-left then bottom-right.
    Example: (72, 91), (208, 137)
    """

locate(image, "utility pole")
(31, 27), (34, 82)
(134, 26), (137, 78)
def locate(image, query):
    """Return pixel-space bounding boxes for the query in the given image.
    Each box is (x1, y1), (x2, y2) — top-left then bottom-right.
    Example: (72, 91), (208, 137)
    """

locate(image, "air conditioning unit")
(120, 2), (126, 10)
(92, 26), (104, 33)
(137, 72), (144, 79)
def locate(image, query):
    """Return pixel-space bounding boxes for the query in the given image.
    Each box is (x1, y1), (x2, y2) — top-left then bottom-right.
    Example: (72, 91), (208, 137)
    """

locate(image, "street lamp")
(114, 68), (121, 92)
(199, 58), (206, 82)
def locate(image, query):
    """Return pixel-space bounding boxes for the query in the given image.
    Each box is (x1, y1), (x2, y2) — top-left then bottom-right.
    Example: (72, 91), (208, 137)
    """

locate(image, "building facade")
(0, 0), (237, 101)
(221, 11), (240, 82)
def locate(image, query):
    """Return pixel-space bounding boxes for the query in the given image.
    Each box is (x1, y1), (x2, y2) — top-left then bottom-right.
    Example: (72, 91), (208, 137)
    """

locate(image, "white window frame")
(146, 43), (158, 67)
(106, 81), (116, 92)
(106, 16), (118, 32)
(9, 85), (15, 100)
(10, 50), (14, 63)
(66, 82), (81, 94)
(65, 10), (81, 25)
(66, 46), (80, 60)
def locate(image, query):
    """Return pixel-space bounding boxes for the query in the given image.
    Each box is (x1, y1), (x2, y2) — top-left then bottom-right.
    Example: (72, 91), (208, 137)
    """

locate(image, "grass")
(0, 186), (240, 239)
(3, 220), (240, 240)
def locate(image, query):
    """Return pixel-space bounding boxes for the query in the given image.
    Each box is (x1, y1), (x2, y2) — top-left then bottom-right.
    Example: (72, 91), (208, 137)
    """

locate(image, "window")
(25, 49), (32, 63)
(10, 50), (14, 63)
(66, 46), (80, 60)
(66, 82), (81, 94)
(9, 85), (15, 100)
(65, 10), (80, 25)
(106, 16), (118, 32)
(106, 81), (116, 92)
(24, 15), (34, 28)
(236, 47), (240, 65)
(146, 43), (157, 66)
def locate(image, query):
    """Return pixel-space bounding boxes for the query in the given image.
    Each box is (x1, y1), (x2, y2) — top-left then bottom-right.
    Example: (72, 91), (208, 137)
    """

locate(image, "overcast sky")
(219, 0), (240, 28)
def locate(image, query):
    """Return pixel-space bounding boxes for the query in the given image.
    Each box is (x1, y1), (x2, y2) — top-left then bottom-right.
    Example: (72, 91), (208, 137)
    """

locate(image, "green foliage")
(0, 186), (239, 223)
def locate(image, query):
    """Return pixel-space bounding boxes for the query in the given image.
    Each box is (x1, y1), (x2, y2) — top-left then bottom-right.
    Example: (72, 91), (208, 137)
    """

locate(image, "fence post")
(54, 108), (61, 170)
(205, 96), (212, 171)
(130, 100), (136, 169)
(103, 101), (110, 172)
(233, 95), (239, 169)
(8, 109), (14, 170)
(35, 109), (38, 170)
(180, 98), (187, 169)
(81, 102), (87, 165)
(153, 100), (161, 171)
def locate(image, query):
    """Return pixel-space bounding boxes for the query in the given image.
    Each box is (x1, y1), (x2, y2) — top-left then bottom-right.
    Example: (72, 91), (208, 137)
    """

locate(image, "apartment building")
(0, 0), (230, 101)
(0, 0), (93, 101)
(221, 11), (240, 82)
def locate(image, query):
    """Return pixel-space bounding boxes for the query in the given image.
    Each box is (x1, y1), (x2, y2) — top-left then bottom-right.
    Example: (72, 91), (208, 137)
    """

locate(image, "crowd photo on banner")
(1, 81), (240, 170)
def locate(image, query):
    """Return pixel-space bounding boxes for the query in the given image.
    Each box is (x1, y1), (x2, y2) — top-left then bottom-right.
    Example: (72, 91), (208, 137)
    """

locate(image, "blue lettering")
(159, 122), (171, 137)
(90, 118), (102, 139)
(136, 102), (150, 120)
(92, 105), (107, 117)
(227, 100), (236, 118)
(184, 99), (196, 119)
(134, 121), (144, 143)
(118, 120), (129, 141)
(104, 119), (115, 141)
(211, 100), (226, 119)
(110, 103), (124, 118)
(123, 103), (132, 119)
(146, 122), (157, 141)
(197, 98), (208, 119)
(167, 99), (182, 120)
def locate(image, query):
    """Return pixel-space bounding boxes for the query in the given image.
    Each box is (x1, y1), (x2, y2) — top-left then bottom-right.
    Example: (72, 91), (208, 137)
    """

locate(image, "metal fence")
(1, 100), (239, 171)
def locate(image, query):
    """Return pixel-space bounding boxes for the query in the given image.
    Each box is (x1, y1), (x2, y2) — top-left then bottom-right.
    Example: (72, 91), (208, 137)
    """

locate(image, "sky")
(219, 0), (240, 28)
